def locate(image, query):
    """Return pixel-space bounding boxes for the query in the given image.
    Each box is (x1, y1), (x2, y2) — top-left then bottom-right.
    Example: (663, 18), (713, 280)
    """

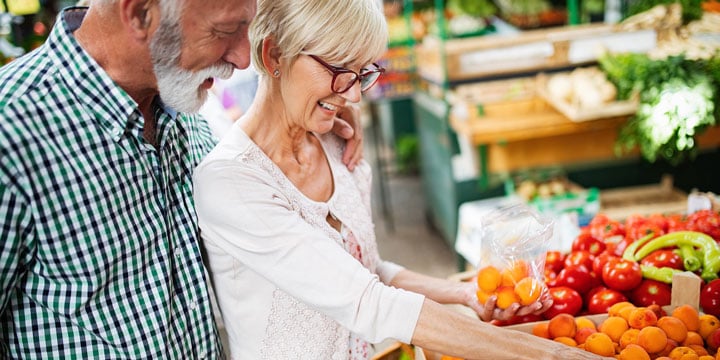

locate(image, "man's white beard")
(155, 62), (234, 114)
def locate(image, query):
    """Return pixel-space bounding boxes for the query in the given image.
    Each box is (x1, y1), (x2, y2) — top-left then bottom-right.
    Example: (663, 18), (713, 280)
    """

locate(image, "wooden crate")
(450, 96), (720, 174)
(599, 175), (688, 221)
(536, 71), (639, 122)
(415, 24), (656, 84)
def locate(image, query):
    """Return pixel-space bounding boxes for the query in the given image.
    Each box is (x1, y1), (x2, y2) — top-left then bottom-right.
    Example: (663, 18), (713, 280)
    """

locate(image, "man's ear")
(261, 36), (282, 74)
(119, 0), (159, 40)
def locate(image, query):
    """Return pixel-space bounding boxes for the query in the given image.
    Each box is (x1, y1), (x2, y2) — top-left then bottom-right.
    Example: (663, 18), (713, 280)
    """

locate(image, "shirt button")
(112, 127), (122, 138)
(175, 248), (182, 258)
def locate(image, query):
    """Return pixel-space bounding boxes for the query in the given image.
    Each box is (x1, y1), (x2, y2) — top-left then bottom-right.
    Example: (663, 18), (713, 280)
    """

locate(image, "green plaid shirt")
(0, 8), (223, 359)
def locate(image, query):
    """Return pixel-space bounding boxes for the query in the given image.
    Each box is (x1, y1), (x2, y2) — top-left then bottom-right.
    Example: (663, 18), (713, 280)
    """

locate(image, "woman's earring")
(273, 69), (280, 77)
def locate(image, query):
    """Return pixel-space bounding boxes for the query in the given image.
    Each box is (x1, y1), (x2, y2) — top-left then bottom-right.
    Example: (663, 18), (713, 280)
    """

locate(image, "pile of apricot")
(532, 302), (720, 359)
(476, 260), (546, 309)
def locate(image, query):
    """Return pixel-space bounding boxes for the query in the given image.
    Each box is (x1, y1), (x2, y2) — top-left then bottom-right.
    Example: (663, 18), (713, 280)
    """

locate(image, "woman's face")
(282, 54), (364, 134)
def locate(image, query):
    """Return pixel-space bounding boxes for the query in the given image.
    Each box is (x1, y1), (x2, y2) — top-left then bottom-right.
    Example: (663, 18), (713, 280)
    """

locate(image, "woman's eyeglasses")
(308, 55), (385, 94)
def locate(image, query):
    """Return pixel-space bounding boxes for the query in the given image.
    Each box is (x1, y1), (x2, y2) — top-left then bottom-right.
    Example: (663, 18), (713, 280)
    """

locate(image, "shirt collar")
(47, 7), (174, 142)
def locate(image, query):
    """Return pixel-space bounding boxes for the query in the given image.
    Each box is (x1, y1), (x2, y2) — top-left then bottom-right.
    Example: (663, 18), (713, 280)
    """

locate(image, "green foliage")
(447, 0), (497, 17)
(599, 53), (718, 166)
(395, 134), (420, 175)
(626, 0), (703, 23)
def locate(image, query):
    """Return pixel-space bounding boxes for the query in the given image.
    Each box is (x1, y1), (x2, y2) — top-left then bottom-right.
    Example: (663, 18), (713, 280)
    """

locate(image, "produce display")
(545, 211), (720, 316)
(530, 303), (720, 358)
(477, 209), (719, 357)
(545, 67), (619, 111)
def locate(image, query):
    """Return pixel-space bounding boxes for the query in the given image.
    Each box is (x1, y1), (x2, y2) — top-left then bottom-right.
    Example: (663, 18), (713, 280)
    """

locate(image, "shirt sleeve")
(0, 180), (33, 314)
(193, 159), (424, 344)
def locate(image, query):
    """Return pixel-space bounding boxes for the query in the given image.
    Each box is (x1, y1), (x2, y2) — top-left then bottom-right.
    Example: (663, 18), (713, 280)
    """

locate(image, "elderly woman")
(193, 0), (611, 359)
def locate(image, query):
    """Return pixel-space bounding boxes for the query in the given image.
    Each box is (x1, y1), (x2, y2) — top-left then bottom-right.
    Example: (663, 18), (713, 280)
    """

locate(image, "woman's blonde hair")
(249, 0), (387, 77)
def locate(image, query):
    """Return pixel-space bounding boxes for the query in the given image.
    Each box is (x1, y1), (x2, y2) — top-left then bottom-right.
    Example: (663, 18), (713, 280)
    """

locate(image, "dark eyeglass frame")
(308, 55), (385, 94)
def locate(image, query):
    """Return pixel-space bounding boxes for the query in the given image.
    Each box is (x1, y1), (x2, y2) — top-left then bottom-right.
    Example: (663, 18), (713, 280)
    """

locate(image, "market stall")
(403, 0), (720, 258)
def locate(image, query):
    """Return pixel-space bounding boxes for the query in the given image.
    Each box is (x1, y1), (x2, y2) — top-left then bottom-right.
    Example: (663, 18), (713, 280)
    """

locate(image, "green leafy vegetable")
(599, 53), (717, 165)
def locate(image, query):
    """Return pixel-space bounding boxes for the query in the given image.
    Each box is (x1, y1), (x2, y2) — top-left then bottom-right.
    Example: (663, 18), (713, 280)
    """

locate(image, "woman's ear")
(119, 0), (159, 41)
(261, 36), (282, 75)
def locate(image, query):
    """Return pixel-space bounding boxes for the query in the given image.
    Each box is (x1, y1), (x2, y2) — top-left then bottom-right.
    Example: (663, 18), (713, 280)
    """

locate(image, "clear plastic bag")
(475, 203), (554, 308)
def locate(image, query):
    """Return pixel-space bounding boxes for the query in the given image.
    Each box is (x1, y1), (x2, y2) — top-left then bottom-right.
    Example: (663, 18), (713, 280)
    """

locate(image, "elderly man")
(0, 0), (363, 358)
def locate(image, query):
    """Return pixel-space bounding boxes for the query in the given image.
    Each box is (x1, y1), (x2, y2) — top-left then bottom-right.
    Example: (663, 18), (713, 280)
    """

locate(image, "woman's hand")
(332, 103), (364, 171)
(461, 281), (553, 322)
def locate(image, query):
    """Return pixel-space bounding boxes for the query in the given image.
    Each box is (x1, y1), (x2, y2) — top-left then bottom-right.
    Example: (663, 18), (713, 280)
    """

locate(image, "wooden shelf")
(450, 97), (720, 173)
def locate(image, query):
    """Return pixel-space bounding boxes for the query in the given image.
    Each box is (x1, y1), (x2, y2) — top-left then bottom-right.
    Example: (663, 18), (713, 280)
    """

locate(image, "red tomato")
(700, 279), (720, 317)
(504, 313), (544, 325)
(592, 252), (619, 277)
(543, 286), (583, 319)
(555, 265), (601, 295)
(630, 279), (672, 307)
(666, 214), (687, 233)
(686, 210), (720, 241)
(602, 258), (643, 291)
(544, 268), (558, 285)
(544, 250), (566, 274)
(587, 288), (628, 314)
(604, 235), (634, 257)
(640, 249), (684, 270)
(626, 222), (665, 242)
(564, 250), (595, 271)
(584, 285), (607, 306)
(572, 232), (607, 256)
(588, 214), (625, 240)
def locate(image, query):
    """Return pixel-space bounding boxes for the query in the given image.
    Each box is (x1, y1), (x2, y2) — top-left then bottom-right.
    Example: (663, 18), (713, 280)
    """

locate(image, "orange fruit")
(658, 339), (679, 358)
(553, 336), (577, 347)
(548, 313), (577, 339)
(575, 316), (597, 331)
(672, 305), (701, 332)
(682, 331), (704, 347)
(477, 265), (502, 293)
(637, 326), (668, 354)
(617, 344), (651, 360)
(514, 277), (543, 306)
(619, 305), (636, 322)
(584, 332), (615, 357)
(649, 304), (668, 318)
(532, 322), (550, 339)
(619, 328), (640, 349)
(476, 289), (492, 305)
(668, 346), (697, 360)
(658, 316), (689, 343)
(628, 307), (659, 329)
(500, 260), (529, 286)
(574, 327), (597, 345)
(699, 314), (720, 339)
(599, 315), (629, 343)
(609, 302), (635, 317)
(495, 286), (520, 309)
(699, 356), (714, 360)
(687, 345), (708, 356)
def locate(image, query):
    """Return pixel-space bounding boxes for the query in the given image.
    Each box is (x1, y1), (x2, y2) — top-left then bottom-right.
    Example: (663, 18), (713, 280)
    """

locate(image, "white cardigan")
(193, 122), (424, 360)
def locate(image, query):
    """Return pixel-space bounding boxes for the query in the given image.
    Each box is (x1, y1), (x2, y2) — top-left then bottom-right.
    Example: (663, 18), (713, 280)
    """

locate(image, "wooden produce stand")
(449, 96), (720, 175)
(411, 18), (720, 261)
